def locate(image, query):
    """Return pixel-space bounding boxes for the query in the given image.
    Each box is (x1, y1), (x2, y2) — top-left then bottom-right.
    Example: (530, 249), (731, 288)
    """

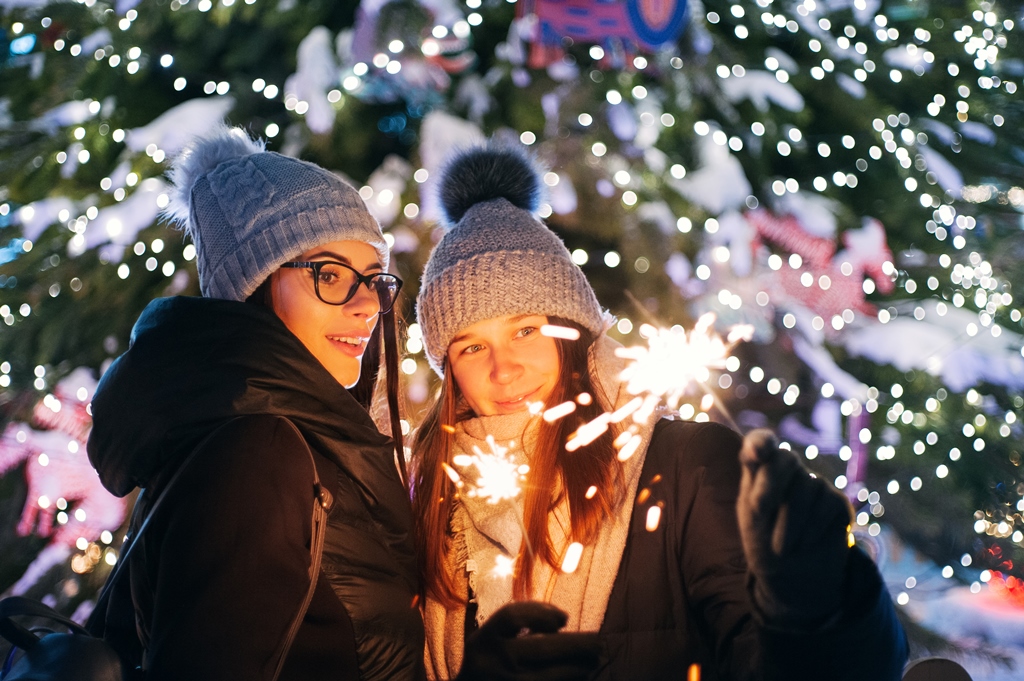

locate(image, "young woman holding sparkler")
(412, 145), (909, 680)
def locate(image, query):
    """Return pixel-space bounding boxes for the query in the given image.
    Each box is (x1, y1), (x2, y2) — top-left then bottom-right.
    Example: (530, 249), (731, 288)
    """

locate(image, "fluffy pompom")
(438, 144), (542, 224)
(163, 125), (265, 233)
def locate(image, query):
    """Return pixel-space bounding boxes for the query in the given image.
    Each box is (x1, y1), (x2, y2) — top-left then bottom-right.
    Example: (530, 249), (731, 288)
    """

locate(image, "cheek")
(450, 361), (482, 404)
(532, 339), (562, 397)
(540, 339), (561, 375)
(272, 276), (324, 344)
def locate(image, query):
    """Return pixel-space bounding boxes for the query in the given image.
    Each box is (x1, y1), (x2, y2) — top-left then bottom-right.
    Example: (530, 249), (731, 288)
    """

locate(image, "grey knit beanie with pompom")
(417, 144), (605, 375)
(165, 125), (388, 302)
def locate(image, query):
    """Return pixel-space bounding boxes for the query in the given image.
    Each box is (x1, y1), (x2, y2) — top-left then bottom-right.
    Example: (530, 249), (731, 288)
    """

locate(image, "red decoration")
(0, 370), (127, 551)
(748, 210), (895, 323)
(990, 572), (1024, 609)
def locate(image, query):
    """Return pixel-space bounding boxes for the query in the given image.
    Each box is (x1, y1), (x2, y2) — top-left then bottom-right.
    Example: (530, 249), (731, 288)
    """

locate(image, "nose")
(344, 279), (381, 319)
(489, 347), (522, 385)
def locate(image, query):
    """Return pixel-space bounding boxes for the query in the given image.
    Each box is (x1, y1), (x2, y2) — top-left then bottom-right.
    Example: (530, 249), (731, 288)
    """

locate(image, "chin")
(329, 362), (362, 390)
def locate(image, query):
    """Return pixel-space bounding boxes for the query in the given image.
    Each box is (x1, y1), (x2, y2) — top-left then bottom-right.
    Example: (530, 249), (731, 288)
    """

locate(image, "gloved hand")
(737, 429), (854, 630)
(456, 601), (603, 681)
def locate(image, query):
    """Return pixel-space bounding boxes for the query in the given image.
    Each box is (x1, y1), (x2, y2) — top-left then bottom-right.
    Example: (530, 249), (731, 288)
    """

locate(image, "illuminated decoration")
(749, 211), (896, 324)
(0, 369), (126, 555)
(519, 0), (690, 68)
(346, 1), (476, 105)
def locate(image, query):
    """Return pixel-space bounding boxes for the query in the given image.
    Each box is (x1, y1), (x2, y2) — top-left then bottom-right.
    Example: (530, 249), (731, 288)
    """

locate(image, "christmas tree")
(2, 0), (1023, 676)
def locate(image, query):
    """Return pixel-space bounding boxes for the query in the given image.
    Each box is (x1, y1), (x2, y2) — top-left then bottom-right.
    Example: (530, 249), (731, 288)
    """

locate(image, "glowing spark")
(688, 664), (702, 681)
(646, 506), (662, 532)
(564, 313), (749, 452)
(492, 554), (515, 578)
(576, 392), (592, 405)
(585, 485), (598, 499)
(527, 400), (546, 415)
(615, 313), (752, 412)
(617, 434), (643, 461)
(610, 397), (643, 423)
(543, 400), (577, 422)
(453, 436), (525, 504)
(541, 324), (581, 340)
(566, 413), (611, 451)
(561, 542), (584, 573)
(441, 462), (463, 487)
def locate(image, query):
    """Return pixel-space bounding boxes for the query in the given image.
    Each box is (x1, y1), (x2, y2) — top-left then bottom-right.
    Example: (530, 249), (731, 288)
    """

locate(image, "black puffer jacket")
(87, 296), (424, 681)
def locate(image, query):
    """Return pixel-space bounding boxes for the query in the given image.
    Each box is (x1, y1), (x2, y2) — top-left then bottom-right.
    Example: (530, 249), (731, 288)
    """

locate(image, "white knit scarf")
(422, 334), (656, 680)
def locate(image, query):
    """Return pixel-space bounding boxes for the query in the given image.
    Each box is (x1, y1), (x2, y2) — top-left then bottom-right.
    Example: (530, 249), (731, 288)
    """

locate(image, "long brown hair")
(410, 318), (621, 606)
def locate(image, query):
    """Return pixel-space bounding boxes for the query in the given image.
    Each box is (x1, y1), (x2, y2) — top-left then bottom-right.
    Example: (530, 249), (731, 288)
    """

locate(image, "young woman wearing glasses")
(85, 126), (419, 681)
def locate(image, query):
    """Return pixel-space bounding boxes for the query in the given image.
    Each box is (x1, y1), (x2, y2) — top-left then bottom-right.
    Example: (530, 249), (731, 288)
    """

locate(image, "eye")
(515, 326), (537, 338)
(315, 263), (344, 286)
(459, 343), (484, 356)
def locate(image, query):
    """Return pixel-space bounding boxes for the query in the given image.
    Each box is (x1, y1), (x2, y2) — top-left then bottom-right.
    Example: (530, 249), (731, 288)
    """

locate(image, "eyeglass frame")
(280, 260), (403, 313)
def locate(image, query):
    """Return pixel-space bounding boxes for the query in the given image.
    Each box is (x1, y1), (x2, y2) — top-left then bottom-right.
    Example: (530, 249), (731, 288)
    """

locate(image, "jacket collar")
(87, 296), (389, 497)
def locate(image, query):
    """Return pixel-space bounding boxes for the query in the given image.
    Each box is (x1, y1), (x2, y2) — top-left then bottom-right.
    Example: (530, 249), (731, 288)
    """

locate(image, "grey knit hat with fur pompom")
(165, 125), (388, 302)
(417, 144), (604, 375)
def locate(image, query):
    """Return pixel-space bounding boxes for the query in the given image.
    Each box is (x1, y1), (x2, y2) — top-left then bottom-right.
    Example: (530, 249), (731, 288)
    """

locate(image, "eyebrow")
(449, 314), (543, 345)
(305, 250), (383, 272)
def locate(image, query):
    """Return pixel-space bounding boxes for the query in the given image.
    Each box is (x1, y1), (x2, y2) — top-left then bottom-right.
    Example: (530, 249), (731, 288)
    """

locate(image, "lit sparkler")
(492, 554), (515, 578)
(615, 313), (753, 412)
(564, 312), (752, 453)
(451, 435), (529, 504)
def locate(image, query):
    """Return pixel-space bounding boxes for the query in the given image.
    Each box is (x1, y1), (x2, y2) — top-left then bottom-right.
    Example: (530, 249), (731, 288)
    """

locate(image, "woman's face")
(447, 314), (561, 416)
(269, 240), (381, 388)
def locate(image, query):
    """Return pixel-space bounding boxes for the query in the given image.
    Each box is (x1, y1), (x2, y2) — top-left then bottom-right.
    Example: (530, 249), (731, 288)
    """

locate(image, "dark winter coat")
(86, 296), (424, 681)
(595, 419), (908, 681)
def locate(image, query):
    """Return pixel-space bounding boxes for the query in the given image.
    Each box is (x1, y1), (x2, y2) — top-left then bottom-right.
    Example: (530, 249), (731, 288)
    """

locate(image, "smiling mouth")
(495, 387), (541, 408)
(326, 335), (369, 357)
(327, 335), (367, 347)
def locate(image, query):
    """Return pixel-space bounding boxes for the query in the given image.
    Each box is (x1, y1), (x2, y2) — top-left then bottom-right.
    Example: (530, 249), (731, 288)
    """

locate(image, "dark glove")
(456, 601), (603, 681)
(737, 429), (854, 630)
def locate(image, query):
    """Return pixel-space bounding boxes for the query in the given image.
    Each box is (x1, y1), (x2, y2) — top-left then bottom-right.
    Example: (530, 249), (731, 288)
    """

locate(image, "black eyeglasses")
(280, 260), (403, 313)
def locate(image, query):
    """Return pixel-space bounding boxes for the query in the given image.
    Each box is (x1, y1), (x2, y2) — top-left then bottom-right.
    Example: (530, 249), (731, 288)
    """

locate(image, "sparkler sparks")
(492, 554), (515, 578)
(543, 400), (577, 422)
(561, 542), (584, 573)
(541, 324), (581, 340)
(615, 313), (753, 412)
(563, 312), (751, 453)
(451, 435), (528, 504)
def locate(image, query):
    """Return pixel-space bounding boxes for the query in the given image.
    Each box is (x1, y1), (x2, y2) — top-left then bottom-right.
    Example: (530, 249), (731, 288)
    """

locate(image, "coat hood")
(88, 296), (390, 497)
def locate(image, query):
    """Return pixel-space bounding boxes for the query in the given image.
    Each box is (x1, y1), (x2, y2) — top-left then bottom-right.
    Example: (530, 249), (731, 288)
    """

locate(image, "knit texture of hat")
(417, 144), (604, 375)
(165, 125), (388, 302)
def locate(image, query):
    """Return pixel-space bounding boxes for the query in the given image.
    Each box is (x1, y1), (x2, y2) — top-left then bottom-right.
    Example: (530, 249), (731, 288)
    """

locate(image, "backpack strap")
(271, 418), (333, 680)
